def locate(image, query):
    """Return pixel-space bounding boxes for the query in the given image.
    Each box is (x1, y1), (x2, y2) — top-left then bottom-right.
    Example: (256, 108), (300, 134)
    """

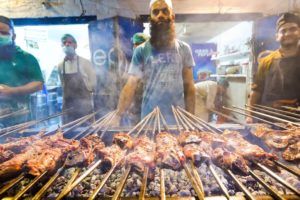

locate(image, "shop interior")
(0, 1), (299, 199)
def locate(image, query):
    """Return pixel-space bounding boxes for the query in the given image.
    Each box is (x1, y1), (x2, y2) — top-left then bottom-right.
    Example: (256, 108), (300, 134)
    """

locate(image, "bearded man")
(113, 0), (195, 124)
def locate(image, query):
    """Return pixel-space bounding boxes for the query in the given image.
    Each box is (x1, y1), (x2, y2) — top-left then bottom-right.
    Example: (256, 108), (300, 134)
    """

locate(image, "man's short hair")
(217, 78), (229, 88)
(0, 15), (14, 33)
(61, 34), (77, 44)
(276, 12), (300, 31)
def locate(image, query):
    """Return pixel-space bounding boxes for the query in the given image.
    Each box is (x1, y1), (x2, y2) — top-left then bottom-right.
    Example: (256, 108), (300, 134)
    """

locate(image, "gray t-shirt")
(128, 40), (195, 124)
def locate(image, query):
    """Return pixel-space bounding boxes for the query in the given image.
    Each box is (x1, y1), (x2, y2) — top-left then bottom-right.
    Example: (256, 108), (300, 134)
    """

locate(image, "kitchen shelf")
(210, 74), (247, 78)
(211, 50), (250, 61)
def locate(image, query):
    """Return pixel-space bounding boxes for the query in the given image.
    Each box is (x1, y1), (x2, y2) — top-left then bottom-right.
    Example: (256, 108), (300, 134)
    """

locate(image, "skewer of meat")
(179, 131), (249, 174)
(155, 132), (185, 170)
(0, 131), (80, 179)
(113, 132), (134, 149)
(222, 130), (278, 170)
(253, 125), (300, 149)
(65, 134), (105, 167)
(95, 144), (126, 173)
(125, 135), (156, 173)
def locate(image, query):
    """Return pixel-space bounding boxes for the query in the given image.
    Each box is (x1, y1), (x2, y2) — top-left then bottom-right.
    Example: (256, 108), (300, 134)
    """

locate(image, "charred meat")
(212, 147), (249, 175)
(125, 136), (156, 173)
(282, 141), (300, 161)
(96, 144), (126, 173)
(156, 132), (186, 170)
(113, 132), (133, 149)
(25, 148), (65, 176)
(222, 130), (278, 168)
(178, 131), (202, 145)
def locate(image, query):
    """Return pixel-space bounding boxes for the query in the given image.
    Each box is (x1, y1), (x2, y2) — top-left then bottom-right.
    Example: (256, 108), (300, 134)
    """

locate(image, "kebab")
(0, 131), (79, 179)
(179, 130), (250, 174)
(65, 134), (105, 167)
(155, 131), (186, 170)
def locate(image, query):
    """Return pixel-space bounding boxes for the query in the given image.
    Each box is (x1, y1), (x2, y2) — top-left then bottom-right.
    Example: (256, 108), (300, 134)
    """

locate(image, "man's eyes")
(0, 31), (10, 35)
(152, 8), (169, 16)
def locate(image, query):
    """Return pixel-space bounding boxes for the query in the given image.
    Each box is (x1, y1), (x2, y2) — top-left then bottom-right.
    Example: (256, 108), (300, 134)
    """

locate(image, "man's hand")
(272, 99), (298, 108)
(246, 116), (253, 124)
(0, 84), (17, 96)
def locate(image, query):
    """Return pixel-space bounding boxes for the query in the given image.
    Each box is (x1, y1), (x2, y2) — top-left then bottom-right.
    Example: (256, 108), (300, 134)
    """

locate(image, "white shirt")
(57, 55), (97, 92)
(194, 80), (218, 121)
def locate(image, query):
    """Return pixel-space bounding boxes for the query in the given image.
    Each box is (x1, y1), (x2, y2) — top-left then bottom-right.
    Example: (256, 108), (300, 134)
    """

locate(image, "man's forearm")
(13, 81), (43, 95)
(184, 83), (195, 114)
(116, 77), (139, 115)
(248, 90), (261, 106)
(183, 67), (195, 114)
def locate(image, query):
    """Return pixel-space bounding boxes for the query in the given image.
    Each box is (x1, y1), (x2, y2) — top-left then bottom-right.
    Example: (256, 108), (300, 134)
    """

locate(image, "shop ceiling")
(119, 0), (296, 42)
(121, 0), (296, 16)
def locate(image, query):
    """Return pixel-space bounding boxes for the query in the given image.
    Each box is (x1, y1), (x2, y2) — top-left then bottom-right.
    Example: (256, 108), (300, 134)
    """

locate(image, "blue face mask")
(63, 46), (75, 56)
(0, 34), (12, 46)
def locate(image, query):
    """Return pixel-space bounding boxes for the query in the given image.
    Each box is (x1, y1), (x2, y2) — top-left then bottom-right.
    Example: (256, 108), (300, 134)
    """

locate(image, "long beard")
(0, 44), (16, 60)
(150, 19), (176, 51)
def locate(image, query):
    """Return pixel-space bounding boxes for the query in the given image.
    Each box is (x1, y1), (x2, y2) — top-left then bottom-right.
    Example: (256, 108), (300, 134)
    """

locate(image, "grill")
(0, 105), (299, 200)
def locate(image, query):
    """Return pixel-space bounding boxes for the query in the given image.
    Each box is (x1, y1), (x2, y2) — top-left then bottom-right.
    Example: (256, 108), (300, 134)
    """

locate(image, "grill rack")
(0, 107), (299, 200)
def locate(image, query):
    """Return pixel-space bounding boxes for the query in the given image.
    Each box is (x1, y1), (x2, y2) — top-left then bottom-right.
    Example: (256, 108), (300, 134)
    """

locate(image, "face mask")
(63, 46), (75, 56)
(0, 34), (12, 46)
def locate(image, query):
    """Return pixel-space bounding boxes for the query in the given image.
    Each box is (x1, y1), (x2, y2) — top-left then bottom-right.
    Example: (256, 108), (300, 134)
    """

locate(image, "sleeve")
(206, 82), (217, 110)
(128, 46), (144, 78)
(25, 54), (44, 83)
(252, 60), (266, 93)
(182, 43), (195, 68)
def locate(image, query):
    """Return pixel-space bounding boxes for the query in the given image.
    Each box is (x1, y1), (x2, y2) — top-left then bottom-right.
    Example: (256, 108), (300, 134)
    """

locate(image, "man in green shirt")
(0, 15), (44, 126)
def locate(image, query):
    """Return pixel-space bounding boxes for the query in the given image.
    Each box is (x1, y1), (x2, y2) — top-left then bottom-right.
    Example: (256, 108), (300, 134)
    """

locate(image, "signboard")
(191, 43), (217, 81)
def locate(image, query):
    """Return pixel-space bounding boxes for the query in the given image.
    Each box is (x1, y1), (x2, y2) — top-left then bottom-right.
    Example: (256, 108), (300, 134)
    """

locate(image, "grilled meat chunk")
(125, 136), (155, 173)
(178, 131), (202, 145)
(222, 130), (278, 170)
(252, 125), (300, 149)
(96, 144), (126, 173)
(156, 132), (185, 170)
(183, 143), (211, 166)
(282, 142), (300, 161)
(25, 148), (65, 176)
(0, 146), (42, 179)
(0, 148), (15, 163)
(113, 132), (133, 149)
(212, 147), (249, 175)
(0, 130), (45, 153)
(65, 137), (94, 167)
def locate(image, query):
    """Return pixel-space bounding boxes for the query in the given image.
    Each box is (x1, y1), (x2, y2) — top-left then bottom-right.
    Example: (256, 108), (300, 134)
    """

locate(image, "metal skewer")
(222, 106), (288, 129)
(248, 169), (285, 200)
(62, 110), (158, 200)
(111, 166), (132, 200)
(281, 106), (300, 113)
(0, 108), (29, 120)
(171, 106), (205, 200)
(0, 110), (70, 138)
(174, 107), (232, 199)
(246, 104), (300, 122)
(175, 107), (260, 200)
(254, 104), (300, 118)
(211, 108), (300, 179)
(254, 162), (300, 196)
(273, 160), (300, 177)
(0, 173), (25, 196)
(13, 171), (48, 200)
(233, 105), (300, 126)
